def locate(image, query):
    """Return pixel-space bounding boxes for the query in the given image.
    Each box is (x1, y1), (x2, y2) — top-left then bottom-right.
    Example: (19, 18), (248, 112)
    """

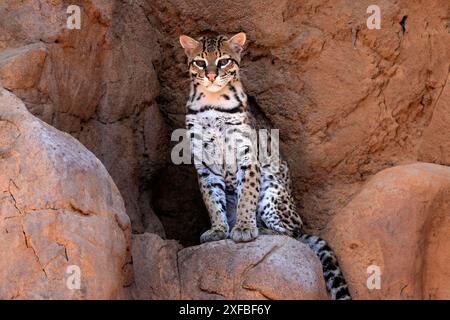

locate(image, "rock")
(0, 43), (47, 90)
(0, 0), (168, 235)
(418, 72), (450, 165)
(179, 235), (328, 300)
(0, 88), (131, 299)
(131, 233), (328, 300)
(325, 163), (450, 299)
(130, 233), (182, 300)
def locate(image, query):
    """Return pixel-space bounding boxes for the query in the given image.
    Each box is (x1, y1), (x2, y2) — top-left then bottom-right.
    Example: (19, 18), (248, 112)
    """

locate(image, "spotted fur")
(180, 33), (351, 300)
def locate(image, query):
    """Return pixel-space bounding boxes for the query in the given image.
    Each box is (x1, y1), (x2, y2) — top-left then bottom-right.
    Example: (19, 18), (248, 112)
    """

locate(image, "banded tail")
(298, 234), (352, 300)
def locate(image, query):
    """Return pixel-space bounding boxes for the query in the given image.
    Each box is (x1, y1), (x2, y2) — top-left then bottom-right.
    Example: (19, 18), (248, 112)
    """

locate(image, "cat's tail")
(297, 234), (352, 300)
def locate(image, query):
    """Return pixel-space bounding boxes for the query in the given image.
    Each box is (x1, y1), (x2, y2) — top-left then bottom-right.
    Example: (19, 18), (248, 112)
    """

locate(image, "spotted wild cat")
(179, 32), (351, 300)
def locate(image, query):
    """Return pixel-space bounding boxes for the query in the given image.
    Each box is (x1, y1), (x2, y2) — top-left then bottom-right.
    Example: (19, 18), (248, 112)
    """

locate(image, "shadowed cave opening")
(150, 165), (210, 246)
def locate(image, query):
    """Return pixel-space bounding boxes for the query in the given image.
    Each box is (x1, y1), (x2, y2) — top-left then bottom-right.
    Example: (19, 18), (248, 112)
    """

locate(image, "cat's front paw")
(230, 225), (259, 242)
(200, 228), (228, 243)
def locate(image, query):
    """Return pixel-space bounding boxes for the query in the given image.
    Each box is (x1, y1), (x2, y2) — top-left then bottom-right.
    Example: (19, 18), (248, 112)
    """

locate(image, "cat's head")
(179, 33), (246, 93)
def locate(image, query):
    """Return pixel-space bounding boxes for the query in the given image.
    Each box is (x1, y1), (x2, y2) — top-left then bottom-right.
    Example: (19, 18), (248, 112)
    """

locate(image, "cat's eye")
(217, 58), (231, 68)
(193, 60), (206, 68)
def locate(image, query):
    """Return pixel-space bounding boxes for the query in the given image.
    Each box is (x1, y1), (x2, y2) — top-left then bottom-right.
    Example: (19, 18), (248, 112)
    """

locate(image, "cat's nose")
(207, 73), (217, 82)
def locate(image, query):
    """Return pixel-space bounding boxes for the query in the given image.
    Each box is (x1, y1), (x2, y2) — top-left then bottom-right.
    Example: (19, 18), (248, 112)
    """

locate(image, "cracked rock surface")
(0, 88), (132, 299)
(130, 233), (327, 300)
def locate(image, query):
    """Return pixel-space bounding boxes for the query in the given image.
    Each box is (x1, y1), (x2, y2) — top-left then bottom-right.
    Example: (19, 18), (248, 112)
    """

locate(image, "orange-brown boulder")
(0, 88), (132, 299)
(325, 163), (450, 299)
(130, 233), (328, 300)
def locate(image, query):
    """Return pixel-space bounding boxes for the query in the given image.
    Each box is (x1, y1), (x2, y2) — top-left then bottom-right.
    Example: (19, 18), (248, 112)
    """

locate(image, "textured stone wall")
(1, 0), (449, 245)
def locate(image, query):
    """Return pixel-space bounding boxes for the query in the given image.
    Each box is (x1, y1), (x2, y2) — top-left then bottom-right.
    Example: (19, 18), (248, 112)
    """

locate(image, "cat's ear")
(179, 35), (199, 56)
(226, 32), (246, 54)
